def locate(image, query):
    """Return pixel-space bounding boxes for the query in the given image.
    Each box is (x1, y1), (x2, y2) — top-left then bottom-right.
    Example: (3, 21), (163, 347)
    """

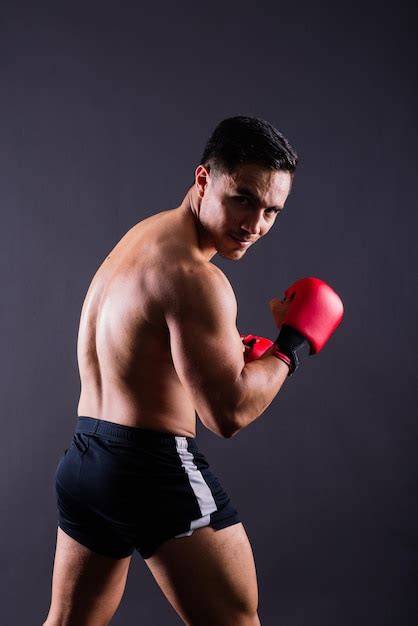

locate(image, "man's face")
(196, 163), (292, 260)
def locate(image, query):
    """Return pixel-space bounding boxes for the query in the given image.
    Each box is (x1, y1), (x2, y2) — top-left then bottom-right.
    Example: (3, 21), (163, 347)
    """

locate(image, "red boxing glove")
(240, 334), (273, 364)
(273, 277), (344, 375)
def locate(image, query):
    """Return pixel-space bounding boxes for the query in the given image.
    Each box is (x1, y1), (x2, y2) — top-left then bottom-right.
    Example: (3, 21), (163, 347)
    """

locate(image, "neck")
(180, 185), (217, 261)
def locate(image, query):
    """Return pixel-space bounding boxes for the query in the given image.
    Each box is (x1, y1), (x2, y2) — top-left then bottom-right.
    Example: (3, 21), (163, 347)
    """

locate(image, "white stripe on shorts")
(173, 436), (218, 538)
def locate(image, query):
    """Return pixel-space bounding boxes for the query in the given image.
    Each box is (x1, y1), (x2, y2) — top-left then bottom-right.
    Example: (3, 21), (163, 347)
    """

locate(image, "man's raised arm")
(162, 263), (289, 438)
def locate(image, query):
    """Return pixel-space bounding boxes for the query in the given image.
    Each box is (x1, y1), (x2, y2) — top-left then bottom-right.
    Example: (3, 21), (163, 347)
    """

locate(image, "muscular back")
(76, 204), (241, 437)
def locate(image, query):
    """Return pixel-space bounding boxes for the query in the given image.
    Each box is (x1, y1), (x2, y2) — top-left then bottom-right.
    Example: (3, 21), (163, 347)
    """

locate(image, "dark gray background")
(1, 0), (417, 624)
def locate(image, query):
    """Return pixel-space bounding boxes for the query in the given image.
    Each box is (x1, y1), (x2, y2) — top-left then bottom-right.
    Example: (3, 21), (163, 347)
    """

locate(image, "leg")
(144, 522), (261, 626)
(43, 527), (132, 626)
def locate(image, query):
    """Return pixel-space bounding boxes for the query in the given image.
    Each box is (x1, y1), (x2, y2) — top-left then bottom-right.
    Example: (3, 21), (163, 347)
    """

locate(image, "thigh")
(144, 522), (260, 626)
(44, 527), (132, 626)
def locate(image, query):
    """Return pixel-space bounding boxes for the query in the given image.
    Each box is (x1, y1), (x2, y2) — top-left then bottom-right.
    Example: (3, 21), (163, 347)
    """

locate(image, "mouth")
(230, 234), (254, 247)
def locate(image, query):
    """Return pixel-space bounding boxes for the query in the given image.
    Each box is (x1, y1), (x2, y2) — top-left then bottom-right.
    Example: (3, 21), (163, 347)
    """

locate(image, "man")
(44, 116), (343, 625)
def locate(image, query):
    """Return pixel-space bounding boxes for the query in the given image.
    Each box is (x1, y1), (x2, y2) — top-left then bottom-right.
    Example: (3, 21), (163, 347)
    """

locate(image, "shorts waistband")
(76, 416), (195, 446)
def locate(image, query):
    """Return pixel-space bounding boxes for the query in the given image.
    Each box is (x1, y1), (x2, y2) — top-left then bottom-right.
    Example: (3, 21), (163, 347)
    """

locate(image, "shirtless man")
(44, 116), (343, 626)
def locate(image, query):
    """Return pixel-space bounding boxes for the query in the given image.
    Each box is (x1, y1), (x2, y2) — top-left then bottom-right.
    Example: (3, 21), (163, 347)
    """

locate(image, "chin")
(215, 233), (250, 260)
(217, 248), (246, 261)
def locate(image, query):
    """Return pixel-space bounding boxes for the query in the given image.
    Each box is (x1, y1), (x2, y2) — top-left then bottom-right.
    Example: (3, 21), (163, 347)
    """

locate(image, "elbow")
(220, 424), (238, 439)
(218, 395), (249, 438)
(199, 403), (244, 439)
(198, 410), (239, 439)
(220, 413), (243, 439)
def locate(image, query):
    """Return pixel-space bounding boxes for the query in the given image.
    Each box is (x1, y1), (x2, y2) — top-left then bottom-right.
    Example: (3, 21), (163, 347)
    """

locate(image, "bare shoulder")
(137, 207), (238, 318)
(209, 262), (236, 294)
(151, 257), (237, 323)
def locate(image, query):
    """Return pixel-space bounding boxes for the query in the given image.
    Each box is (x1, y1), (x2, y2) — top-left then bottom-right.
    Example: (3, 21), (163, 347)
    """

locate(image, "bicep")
(164, 266), (244, 435)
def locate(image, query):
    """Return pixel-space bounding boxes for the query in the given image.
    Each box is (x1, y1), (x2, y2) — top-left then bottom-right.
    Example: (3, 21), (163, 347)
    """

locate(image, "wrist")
(273, 324), (311, 376)
(270, 343), (292, 372)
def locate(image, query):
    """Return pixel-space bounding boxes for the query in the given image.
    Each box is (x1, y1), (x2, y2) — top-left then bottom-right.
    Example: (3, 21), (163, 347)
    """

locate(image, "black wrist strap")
(274, 324), (311, 376)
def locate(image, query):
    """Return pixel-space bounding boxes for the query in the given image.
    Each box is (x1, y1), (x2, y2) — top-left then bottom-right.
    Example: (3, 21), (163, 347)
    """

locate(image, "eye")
(236, 195), (250, 205)
(265, 208), (280, 216)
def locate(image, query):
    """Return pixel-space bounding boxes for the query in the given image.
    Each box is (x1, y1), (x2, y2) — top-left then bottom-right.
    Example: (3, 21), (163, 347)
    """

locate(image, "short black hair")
(200, 115), (298, 178)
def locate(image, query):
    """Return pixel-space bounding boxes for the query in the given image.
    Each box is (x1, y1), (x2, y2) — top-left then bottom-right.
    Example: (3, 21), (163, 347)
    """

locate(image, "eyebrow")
(235, 185), (284, 211)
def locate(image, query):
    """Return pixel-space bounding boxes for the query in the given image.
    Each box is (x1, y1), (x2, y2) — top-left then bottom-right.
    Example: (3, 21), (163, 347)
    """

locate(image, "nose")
(240, 212), (263, 237)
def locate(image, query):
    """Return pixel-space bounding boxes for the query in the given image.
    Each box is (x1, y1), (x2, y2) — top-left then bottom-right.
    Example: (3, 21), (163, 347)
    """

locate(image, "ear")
(195, 164), (210, 199)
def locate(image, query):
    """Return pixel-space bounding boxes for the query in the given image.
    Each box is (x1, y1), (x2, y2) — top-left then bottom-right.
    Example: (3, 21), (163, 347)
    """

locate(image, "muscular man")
(44, 116), (343, 626)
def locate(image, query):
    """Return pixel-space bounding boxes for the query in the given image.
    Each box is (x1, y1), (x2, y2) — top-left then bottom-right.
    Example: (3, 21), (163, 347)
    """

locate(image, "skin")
(44, 162), (294, 626)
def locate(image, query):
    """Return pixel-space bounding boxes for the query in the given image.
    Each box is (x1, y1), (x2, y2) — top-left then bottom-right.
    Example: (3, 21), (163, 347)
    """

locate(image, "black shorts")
(54, 416), (240, 559)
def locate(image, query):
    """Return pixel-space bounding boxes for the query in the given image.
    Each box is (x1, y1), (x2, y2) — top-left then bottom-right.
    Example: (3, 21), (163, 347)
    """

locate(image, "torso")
(76, 204), (228, 437)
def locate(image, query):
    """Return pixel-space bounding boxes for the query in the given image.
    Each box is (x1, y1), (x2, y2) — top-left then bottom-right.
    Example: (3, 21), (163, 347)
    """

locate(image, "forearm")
(230, 345), (289, 434)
